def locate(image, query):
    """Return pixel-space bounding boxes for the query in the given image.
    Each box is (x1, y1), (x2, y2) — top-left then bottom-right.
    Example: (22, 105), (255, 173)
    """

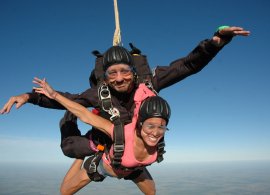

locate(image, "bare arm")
(33, 77), (112, 136)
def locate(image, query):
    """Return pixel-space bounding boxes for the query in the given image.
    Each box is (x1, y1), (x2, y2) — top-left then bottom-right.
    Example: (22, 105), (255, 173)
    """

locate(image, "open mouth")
(148, 135), (158, 143)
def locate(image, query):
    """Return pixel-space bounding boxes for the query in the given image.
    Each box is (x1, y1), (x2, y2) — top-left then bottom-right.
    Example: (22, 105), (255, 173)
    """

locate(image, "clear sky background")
(0, 0), (269, 164)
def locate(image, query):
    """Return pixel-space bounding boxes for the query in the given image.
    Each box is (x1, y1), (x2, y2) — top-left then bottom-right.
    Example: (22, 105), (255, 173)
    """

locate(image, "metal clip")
(99, 84), (111, 100)
(88, 156), (98, 173)
(109, 107), (120, 121)
(98, 83), (113, 113)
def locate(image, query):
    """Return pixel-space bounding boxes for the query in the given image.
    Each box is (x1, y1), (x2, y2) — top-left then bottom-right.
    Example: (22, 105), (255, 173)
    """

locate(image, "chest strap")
(111, 116), (125, 167)
(98, 83), (125, 167)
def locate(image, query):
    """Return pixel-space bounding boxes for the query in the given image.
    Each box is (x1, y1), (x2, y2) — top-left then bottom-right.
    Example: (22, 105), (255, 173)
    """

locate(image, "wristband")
(216, 25), (230, 32)
(214, 25), (233, 43)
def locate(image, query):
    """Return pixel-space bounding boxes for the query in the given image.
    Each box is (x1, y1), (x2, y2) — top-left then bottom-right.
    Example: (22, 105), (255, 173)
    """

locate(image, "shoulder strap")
(97, 82), (125, 167)
(111, 116), (125, 167)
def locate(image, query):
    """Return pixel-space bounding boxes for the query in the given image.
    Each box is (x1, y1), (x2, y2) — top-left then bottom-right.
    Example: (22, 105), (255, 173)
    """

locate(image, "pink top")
(102, 84), (156, 168)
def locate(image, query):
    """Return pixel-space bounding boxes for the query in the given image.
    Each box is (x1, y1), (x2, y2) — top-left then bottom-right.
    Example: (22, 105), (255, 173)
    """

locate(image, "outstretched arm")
(153, 25), (250, 91)
(33, 77), (112, 136)
(1, 81), (95, 114)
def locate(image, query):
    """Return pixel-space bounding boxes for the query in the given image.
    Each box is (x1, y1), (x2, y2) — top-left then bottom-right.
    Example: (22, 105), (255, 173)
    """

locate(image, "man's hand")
(219, 26), (250, 37)
(212, 26), (250, 46)
(0, 93), (29, 114)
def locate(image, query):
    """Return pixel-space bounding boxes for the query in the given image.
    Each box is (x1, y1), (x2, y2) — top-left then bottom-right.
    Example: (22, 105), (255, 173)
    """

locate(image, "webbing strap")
(111, 117), (125, 167)
(98, 83), (125, 167)
(144, 80), (158, 95)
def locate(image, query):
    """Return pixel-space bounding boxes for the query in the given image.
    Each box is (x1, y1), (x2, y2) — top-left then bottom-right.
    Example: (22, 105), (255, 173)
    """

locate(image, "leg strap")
(83, 152), (105, 182)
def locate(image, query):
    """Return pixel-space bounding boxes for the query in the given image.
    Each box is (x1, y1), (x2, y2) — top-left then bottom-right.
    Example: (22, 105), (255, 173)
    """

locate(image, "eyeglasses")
(105, 67), (133, 79)
(141, 122), (169, 134)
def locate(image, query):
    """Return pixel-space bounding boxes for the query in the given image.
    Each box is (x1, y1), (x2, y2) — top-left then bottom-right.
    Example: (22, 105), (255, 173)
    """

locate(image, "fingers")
(33, 77), (43, 83)
(234, 30), (251, 36)
(0, 97), (15, 114)
(32, 77), (54, 98)
(4, 98), (15, 113)
(227, 26), (244, 31)
(33, 77), (46, 86)
(0, 105), (9, 114)
(222, 26), (250, 36)
(33, 77), (40, 85)
(230, 27), (250, 35)
(33, 87), (44, 95)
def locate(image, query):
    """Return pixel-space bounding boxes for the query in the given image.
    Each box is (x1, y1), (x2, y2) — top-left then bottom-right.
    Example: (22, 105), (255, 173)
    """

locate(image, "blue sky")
(0, 0), (269, 164)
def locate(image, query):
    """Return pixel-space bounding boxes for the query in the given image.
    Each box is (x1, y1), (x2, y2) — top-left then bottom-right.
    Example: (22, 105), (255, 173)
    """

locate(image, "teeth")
(148, 136), (158, 142)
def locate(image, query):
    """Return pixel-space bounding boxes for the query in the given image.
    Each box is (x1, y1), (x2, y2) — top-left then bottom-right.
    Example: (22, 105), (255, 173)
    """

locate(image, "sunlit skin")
(140, 118), (167, 147)
(105, 64), (135, 93)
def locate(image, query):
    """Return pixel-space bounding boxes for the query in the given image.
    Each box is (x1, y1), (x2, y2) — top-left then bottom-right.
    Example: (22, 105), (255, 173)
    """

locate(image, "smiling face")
(140, 117), (167, 147)
(105, 64), (135, 93)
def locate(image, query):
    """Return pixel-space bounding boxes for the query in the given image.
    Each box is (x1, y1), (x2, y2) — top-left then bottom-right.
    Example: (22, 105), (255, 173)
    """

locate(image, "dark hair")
(139, 96), (171, 125)
(103, 46), (133, 71)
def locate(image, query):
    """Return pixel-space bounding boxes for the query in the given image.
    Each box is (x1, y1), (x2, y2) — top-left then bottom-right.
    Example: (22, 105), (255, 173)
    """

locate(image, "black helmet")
(139, 96), (171, 125)
(103, 46), (133, 71)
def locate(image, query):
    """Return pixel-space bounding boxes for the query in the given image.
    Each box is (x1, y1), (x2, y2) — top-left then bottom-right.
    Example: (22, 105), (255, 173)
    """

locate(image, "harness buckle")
(88, 155), (99, 173)
(84, 152), (105, 182)
(99, 83), (111, 100)
(98, 83), (113, 113)
(113, 144), (124, 153)
(89, 161), (97, 173)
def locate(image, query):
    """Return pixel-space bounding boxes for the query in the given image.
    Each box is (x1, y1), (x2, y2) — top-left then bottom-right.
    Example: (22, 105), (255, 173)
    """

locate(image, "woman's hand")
(33, 77), (58, 99)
